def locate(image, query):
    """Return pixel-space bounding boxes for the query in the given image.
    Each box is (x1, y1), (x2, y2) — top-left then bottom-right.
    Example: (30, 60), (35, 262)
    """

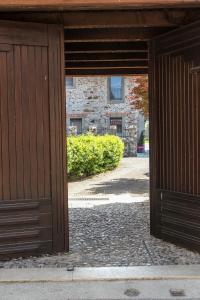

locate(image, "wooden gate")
(0, 21), (67, 258)
(150, 20), (200, 250)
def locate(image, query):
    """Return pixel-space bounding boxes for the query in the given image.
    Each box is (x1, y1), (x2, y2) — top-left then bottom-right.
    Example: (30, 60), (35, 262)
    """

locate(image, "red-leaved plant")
(128, 75), (149, 118)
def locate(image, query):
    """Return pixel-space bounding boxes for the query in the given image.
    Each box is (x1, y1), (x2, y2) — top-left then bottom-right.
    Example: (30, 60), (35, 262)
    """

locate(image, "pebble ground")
(1, 158), (200, 268)
(1, 200), (200, 268)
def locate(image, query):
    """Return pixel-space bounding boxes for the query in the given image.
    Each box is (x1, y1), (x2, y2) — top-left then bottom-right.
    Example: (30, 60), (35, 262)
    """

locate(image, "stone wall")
(66, 76), (144, 156)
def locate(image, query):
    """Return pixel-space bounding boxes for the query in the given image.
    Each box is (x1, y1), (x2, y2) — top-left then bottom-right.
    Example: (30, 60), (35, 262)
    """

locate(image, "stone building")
(66, 76), (145, 156)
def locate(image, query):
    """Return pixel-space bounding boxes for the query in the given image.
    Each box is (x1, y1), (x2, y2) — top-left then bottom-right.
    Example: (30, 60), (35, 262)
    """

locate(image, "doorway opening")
(67, 75), (150, 267)
(0, 6), (200, 265)
(61, 8), (200, 266)
(65, 73), (200, 267)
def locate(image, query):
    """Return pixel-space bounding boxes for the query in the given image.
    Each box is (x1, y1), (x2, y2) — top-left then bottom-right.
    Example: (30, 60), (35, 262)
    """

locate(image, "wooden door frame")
(149, 38), (160, 237)
(48, 24), (68, 252)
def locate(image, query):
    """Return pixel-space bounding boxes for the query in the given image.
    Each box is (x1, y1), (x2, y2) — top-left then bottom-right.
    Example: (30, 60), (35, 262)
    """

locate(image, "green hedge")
(67, 134), (124, 179)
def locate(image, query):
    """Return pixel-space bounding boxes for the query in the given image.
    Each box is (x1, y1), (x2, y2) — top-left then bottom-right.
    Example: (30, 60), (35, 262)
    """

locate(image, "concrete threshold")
(0, 265), (200, 283)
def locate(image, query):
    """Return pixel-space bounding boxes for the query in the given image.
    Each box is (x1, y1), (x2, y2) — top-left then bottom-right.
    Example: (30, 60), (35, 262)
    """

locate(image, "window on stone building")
(109, 76), (123, 101)
(66, 77), (74, 89)
(70, 118), (82, 135)
(110, 117), (123, 136)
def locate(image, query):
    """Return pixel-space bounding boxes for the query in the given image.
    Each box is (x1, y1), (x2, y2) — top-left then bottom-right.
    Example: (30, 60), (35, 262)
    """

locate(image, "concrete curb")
(0, 265), (200, 283)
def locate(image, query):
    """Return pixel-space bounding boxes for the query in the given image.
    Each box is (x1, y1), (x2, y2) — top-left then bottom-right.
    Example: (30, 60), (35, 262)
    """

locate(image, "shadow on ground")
(85, 177), (149, 195)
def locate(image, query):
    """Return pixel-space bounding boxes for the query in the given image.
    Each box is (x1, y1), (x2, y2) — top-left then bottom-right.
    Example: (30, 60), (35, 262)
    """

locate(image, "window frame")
(66, 77), (75, 90)
(70, 118), (83, 135)
(108, 76), (124, 103)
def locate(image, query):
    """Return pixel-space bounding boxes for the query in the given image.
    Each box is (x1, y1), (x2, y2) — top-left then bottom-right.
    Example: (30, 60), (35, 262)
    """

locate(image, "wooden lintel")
(64, 27), (171, 42)
(65, 66), (148, 69)
(65, 52), (148, 61)
(65, 60), (148, 68)
(64, 41), (148, 53)
(65, 50), (149, 54)
(63, 10), (183, 28)
(65, 68), (148, 76)
(0, 1), (200, 11)
(0, 9), (200, 28)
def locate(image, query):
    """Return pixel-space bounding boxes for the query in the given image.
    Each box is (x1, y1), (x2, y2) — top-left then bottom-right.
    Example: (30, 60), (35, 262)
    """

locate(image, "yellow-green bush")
(67, 135), (124, 179)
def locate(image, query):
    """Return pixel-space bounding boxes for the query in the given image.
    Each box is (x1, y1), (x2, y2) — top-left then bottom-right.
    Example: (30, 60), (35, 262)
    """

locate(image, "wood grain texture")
(0, 42), (53, 258)
(0, 20), (48, 46)
(0, 21), (67, 259)
(0, 10), (200, 27)
(149, 20), (200, 251)
(0, 0), (200, 10)
(62, 10), (200, 28)
(48, 24), (68, 252)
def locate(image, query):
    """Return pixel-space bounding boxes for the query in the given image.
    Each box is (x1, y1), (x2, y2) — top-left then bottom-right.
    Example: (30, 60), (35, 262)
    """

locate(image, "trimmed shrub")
(67, 134), (124, 179)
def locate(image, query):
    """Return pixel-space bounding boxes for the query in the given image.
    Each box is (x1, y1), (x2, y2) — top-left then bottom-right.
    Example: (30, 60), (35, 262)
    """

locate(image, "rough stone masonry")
(66, 76), (145, 156)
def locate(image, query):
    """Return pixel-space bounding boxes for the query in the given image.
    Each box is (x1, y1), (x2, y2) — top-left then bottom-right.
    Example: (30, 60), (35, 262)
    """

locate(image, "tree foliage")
(128, 75), (149, 118)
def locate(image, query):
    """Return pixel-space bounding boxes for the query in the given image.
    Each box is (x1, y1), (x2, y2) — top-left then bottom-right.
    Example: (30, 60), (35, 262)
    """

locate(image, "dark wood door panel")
(150, 20), (200, 251)
(0, 198), (52, 259)
(0, 43), (53, 257)
(0, 21), (67, 258)
(0, 45), (51, 202)
(14, 45), (51, 201)
(160, 190), (200, 250)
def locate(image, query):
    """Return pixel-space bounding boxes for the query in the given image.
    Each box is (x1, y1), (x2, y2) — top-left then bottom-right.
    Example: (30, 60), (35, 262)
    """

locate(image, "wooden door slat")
(150, 20), (200, 251)
(0, 20), (67, 259)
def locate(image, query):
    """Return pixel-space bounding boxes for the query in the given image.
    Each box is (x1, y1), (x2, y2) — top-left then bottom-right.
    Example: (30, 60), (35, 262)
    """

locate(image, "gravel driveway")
(1, 157), (200, 268)
(69, 157), (149, 198)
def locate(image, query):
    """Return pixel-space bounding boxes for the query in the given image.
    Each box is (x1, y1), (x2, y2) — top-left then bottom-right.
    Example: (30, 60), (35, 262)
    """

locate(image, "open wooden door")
(150, 20), (200, 251)
(0, 21), (68, 258)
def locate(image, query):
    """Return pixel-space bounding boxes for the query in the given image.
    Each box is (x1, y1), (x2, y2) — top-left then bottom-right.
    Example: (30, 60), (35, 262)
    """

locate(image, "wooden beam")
(65, 49), (148, 54)
(65, 52), (148, 61)
(0, 1), (200, 11)
(65, 41), (148, 53)
(0, 9), (200, 27)
(63, 10), (182, 28)
(65, 60), (148, 68)
(66, 66), (148, 70)
(0, 12), (61, 23)
(64, 27), (171, 42)
(65, 68), (148, 76)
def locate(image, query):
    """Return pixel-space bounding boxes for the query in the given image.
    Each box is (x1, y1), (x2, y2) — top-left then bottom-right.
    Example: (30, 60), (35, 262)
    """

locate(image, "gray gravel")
(1, 200), (200, 268)
(1, 158), (200, 268)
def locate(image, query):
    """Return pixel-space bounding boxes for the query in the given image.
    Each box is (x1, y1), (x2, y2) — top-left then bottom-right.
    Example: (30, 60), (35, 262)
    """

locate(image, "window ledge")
(109, 100), (124, 104)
